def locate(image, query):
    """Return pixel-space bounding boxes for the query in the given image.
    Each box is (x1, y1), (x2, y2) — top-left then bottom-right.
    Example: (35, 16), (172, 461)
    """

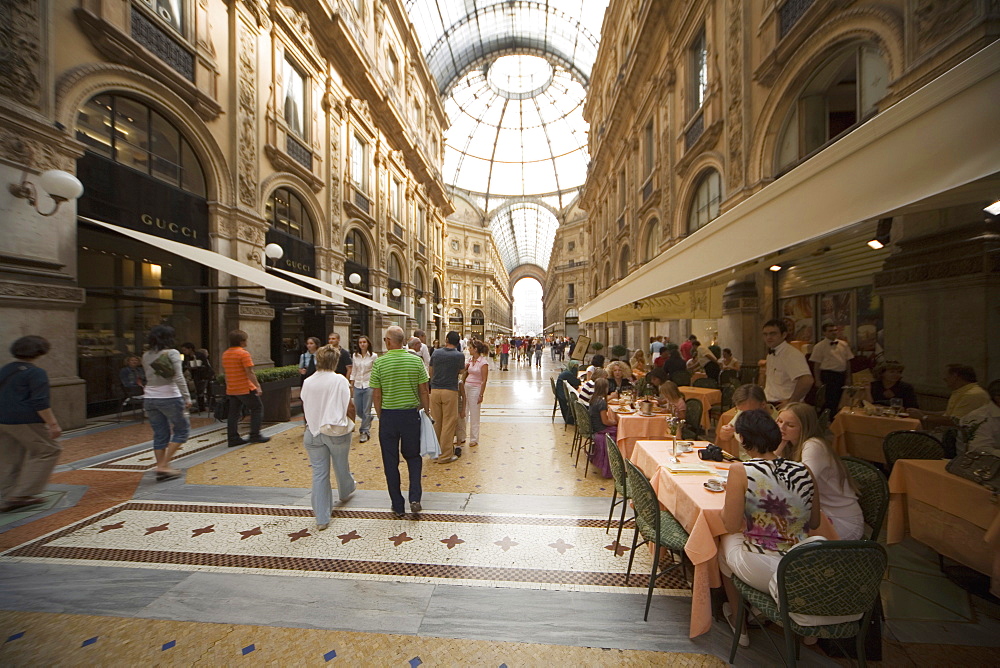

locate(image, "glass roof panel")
(405, 1), (609, 271)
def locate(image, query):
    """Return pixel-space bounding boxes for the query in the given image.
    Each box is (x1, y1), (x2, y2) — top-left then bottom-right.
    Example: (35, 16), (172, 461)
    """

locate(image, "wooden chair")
(624, 459), (690, 620)
(882, 430), (945, 471)
(842, 456), (889, 541)
(728, 541), (887, 667)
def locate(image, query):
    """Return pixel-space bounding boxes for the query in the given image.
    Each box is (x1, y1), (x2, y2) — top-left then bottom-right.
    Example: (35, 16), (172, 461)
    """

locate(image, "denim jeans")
(378, 408), (422, 513)
(227, 392), (263, 443)
(353, 386), (374, 434)
(144, 397), (189, 450)
(303, 429), (356, 524)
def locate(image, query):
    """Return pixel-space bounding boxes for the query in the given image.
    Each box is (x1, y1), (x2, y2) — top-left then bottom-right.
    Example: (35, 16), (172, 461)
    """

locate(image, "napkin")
(665, 463), (714, 474)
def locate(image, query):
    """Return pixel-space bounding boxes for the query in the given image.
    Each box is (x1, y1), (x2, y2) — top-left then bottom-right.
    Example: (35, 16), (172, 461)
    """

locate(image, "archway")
(512, 277), (544, 335)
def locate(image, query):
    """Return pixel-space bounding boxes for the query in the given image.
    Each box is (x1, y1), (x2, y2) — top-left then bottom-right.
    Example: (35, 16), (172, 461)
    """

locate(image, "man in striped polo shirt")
(371, 325), (431, 516)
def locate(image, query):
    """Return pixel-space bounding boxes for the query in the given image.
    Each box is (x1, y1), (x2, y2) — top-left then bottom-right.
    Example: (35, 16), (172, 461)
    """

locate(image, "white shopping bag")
(419, 409), (441, 458)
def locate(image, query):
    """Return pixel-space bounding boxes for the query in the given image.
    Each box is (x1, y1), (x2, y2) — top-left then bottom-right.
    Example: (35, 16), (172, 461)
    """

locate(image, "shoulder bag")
(946, 450), (1000, 493)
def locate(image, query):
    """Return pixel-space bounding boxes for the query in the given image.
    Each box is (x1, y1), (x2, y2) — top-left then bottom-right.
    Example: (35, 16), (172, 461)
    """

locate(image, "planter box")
(260, 376), (300, 422)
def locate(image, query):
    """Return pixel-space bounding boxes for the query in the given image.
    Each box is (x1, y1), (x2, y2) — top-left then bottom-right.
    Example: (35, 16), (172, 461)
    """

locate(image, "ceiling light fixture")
(984, 199), (1000, 216)
(769, 264), (782, 272)
(867, 239), (884, 250)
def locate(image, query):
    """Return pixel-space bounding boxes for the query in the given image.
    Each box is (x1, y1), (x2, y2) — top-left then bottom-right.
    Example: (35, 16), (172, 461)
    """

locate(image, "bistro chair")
(683, 398), (704, 440)
(564, 380), (581, 453)
(693, 377), (719, 389)
(719, 384), (736, 413)
(623, 459), (690, 621)
(939, 426), (959, 459)
(842, 456), (889, 541)
(728, 540), (887, 667)
(605, 434), (633, 549)
(549, 377), (559, 422)
(738, 364), (759, 386)
(882, 430), (945, 471)
(813, 384), (827, 414)
(571, 401), (595, 475)
(117, 386), (144, 423)
(670, 370), (692, 387)
(718, 369), (740, 388)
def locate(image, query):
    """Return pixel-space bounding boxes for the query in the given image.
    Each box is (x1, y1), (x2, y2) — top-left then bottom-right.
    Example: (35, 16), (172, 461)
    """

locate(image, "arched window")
(387, 254), (403, 310)
(266, 187), (314, 242)
(471, 309), (485, 325)
(643, 218), (660, 262)
(565, 307), (579, 319)
(75, 93), (206, 196)
(687, 169), (722, 233)
(618, 246), (630, 279)
(344, 229), (370, 291)
(776, 44), (888, 172)
(604, 262), (613, 289)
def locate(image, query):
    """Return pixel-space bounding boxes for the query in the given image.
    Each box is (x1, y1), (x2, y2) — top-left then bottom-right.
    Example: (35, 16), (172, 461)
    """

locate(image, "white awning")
(270, 267), (408, 317)
(81, 217), (352, 308)
(580, 41), (1000, 323)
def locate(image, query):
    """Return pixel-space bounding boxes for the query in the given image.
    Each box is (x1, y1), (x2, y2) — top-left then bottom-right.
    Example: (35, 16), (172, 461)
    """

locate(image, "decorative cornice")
(0, 279), (86, 306)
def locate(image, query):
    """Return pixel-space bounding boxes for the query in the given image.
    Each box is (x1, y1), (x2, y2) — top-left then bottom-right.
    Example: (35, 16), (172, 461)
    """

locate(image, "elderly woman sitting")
(606, 360), (635, 397)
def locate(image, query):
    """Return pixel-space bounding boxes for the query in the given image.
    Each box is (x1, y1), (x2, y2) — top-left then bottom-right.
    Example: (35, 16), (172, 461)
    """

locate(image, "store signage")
(266, 229), (316, 277)
(76, 154), (210, 248)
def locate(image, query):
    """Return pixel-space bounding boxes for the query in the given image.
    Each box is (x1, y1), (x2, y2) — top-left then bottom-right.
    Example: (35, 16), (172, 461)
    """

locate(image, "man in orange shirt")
(222, 329), (270, 447)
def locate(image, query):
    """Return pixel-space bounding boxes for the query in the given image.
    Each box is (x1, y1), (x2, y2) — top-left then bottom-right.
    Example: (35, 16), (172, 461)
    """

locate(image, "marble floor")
(1, 353), (998, 666)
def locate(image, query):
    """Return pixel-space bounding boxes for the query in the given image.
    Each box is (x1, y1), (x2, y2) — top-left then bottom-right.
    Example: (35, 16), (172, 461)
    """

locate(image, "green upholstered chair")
(549, 377), (558, 422)
(624, 459), (690, 621)
(683, 398), (703, 439)
(571, 400), (595, 475)
(728, 540), (887, 667)
(882, 430), (945, 471)
(842, 456), (889, 541)
(693, 377), (720, 389)
(605, 434), (633, 548)
(670, 370), (692, 387)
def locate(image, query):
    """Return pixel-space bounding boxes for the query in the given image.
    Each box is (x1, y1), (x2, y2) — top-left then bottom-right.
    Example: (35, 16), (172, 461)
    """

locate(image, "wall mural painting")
(780, 295), (815, 344)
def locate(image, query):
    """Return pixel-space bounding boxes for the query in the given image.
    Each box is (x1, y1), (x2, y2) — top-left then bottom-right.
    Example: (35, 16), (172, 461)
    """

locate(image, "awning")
(270, 267), (408, 317)
(81, 217), (354, 308)
(586, 284), (725, 324)
(580, 41), (1000, 323)
(430, 311), (443, 319)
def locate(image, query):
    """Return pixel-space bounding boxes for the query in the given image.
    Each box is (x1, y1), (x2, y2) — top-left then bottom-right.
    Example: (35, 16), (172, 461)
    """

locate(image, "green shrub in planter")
(591, 342), (604, 352)
(216, 365), (300, 387)
(610, 344), (628, 359)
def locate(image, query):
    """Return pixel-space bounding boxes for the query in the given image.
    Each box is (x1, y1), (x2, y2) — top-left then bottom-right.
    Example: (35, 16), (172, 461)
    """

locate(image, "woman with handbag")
(301, 345), (357, 530)
(298, 337), (321, 383)
(142, 325), (191, 481)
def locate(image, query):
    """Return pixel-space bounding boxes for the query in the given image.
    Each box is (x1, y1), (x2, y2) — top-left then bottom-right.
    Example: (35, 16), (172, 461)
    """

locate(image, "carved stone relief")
(0, 0), (43, 109)
(0, 279), (85, 306)
(913, 0), (975, 53)
(237, 27), (259, 208)
(0, 132), (70, 172)
(278, 1), (316, 50)
(726, 0), (744, 190)
(240, 0), (271, 30)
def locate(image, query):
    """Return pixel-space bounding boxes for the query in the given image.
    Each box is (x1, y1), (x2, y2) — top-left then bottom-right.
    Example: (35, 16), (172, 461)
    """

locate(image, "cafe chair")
(549, 377), (559, 422)
(841, 456), (889, 541)
(563, 380), (580, 449)
(683, 399), (704, 439)
(738, 364), (759, 386)
(117, 383), (145, 423)
(719, 384), (736, 413)
(605, 434), (634, 549)
(693, 377), (720, 389)
(623, 459), (690, 620)
(727, 540), (887, 667)
(571, 401), (595, 475)
(719, 369), (740, 388)
(938, 427), (959, 459)
(670, 370), (692, 387)
(882, 430), (945, 471)
(813, 384), (827, 413)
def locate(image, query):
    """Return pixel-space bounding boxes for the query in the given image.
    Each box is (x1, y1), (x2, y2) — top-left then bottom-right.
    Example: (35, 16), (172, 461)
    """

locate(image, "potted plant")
(610, 344), (628, 360)
(216, 365), (300, 422)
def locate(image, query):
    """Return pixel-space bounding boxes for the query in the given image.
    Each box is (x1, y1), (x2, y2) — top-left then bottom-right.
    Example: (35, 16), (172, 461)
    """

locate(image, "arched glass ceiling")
(405, 0), (609, 272)
(490, 202), (559, 274)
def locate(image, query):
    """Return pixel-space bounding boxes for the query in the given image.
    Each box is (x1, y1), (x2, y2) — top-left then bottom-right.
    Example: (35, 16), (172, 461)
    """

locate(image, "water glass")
(889, 398), (903, 416)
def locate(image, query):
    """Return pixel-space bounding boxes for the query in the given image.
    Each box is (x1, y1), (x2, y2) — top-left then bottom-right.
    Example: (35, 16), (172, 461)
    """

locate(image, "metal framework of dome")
(405, 0), (608, 272)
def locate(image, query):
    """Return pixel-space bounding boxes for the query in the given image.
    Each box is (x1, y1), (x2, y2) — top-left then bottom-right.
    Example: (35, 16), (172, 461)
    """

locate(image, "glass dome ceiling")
(405, 0), (609, 271)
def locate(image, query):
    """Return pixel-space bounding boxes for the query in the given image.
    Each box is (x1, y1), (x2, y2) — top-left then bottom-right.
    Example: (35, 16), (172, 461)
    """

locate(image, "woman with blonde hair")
(657, 380), (686, 419)
(629, 348), (648, 374)
(606, 360), (634, 397)
(777, 402), (863, 540)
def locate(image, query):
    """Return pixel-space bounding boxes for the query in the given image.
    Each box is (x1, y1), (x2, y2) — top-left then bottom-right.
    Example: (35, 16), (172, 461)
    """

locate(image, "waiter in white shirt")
(762, 319), (813, 408)
(414, 329), (431, 370)
(809, 323), (854, 415)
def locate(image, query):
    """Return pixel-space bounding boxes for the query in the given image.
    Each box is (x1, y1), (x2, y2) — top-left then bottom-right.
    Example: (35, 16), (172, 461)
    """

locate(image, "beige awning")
(580, 41), (1000, 323)
(83, 217), (356, 309)
(586, 284), (725, 323)
(270, 267), (408, 317)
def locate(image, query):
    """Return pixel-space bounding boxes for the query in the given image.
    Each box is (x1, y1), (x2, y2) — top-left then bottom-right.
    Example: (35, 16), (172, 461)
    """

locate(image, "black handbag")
(213, 397), (229, 421)
(946, 450), (1000, 493)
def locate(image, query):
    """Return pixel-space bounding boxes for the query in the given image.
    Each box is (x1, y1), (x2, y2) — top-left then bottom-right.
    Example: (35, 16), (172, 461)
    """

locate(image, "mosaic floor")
(1, 500), (687, 594)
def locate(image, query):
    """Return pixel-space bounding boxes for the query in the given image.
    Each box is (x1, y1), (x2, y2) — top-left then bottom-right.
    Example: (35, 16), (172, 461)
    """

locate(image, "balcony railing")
(352, 187), (370, 214)
(779, 0), (815, 38)
(392, 223), (404, 239)
(285, 135), (312, 171)
(685, 111), (705, 150)
(553, 260), (588, 271)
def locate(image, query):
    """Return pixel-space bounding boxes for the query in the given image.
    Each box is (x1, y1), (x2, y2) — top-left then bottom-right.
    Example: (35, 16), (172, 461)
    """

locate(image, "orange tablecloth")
(678, 386), (722, 431)
(830, 411), (921, 463)
(630, 439), (838, 638)
(616, 413), (669, 458)
(887, 459), (1000, 597)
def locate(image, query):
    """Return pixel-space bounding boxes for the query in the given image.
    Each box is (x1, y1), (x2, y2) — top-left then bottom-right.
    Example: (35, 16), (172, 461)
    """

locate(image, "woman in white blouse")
(777, 402), (864, 540)
(349, 335), (377, 442)
(300, 345), (357, 530)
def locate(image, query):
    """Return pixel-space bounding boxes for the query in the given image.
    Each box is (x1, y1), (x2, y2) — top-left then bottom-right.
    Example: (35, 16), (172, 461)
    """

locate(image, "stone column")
(719, 276), (761, 364)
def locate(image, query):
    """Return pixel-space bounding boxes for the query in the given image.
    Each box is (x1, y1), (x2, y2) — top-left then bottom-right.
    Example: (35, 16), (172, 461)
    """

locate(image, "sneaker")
(392, 508), (406, 518)
(359, 432), (369, 443)
(316, 523), (329, 531)
(410, 501), (422, 514)
(436, 455), (459, 464)
(228, 438), (249, 447)
(454, 446), (463, 458)
(248, 435), (270, 443)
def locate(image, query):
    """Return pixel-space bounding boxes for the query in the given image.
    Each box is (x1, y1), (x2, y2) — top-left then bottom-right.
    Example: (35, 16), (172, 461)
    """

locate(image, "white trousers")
(465, 384), (482, 444)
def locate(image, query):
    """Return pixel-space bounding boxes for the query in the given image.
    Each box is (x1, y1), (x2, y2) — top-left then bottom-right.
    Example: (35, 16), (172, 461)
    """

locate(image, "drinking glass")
(889, 398), (903, 416)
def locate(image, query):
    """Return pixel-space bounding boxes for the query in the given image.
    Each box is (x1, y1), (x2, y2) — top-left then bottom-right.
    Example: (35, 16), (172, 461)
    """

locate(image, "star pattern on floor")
(144, 523), (169, 535)
(99, 522), (125, 533)
(337, 529), (361, 544)
(388, 532), (413, 546)
(440, 534), (464, 549)
(239, 527), (263, 540)
(494, 536), (518, 551)
(191, 525), (215, 537)
(549, 538), (574, 554)
(288, 528), (311, 542)
(605, 541), (630, 557)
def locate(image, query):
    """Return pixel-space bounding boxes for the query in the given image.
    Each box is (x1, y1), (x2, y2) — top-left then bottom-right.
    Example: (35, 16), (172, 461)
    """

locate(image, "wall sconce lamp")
(418, 297), (427, 305)
(249, 243), (284, 266)
(348, 272), (362, 285)
(391, 287), (402, 297)
(9, 169), (84, 216)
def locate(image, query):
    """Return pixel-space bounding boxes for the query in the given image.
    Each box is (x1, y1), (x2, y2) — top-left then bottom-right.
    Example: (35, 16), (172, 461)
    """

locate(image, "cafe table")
(629, 439), (839, 638)
(615, 410), (669, 459)
(887, 459), (1000, 597)
(829, 410), (922, 463)
(678, 386), (722, 431)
